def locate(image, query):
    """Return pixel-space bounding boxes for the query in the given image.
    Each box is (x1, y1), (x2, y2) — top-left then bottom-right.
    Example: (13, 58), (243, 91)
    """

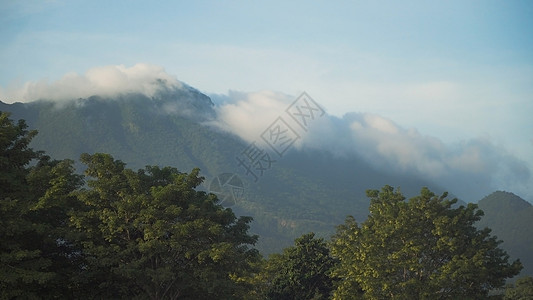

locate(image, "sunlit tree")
(259, 232), (337, 300)
(331, 185), (522, 299)
(71, 153), (260, 299)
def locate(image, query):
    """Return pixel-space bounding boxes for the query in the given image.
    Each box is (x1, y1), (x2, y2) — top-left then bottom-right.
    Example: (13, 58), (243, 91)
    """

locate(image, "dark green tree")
(331, 185), (522, 300)
(70, 153), (260, 299)
(0, 112), (83, 298)
(504, 276), (533, 300)
(259, 232), (337, 300)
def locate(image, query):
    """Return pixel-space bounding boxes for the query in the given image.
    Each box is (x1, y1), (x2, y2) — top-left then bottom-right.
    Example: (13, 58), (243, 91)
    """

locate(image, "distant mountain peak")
(0, 64), (212, 109)
(479, 191), (531, 211)
(477, 190), (533, 278)
(1, 78), (216, 122)
(149, 83), (215, 120)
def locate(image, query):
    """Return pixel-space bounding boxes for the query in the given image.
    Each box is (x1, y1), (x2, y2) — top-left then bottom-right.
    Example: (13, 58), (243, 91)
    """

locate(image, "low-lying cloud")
(213, 91), (532, 201)
(1, 64), (530, 201)
(0, 64), (182, 103)
(210, 90), (301, 148)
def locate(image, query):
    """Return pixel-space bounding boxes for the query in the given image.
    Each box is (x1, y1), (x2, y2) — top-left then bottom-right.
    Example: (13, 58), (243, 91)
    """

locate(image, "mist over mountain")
(1, 64), (184, 103)
(0, 86), (438, 253)
(209, 90), (531, 203)
(2, 64), (530, 202)
(1, 64), (532, 262)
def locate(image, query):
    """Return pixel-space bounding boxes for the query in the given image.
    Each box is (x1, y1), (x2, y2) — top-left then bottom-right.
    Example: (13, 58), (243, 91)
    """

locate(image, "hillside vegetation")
(2, 111), (527, 298)
(1, 86), (531, 277)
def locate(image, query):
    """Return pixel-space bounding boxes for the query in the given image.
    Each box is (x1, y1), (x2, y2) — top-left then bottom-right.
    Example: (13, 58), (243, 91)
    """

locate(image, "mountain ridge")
(1, 86), (531, 276)
(477, 191), (533, 278)
(0, 90), (439, 252)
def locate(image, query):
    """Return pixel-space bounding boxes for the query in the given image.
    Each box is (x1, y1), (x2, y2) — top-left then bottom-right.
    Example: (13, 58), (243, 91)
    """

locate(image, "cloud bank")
(210, 91), (301, 147)
(0, 64), (182, 103)
(213, 91), (532, 201)
(1, 64), (530, 201)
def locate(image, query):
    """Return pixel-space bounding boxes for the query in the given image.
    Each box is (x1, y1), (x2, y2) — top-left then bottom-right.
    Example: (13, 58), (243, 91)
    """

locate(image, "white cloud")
(0, 63), (182, 103)
(1, 63), (530, 201)
(211, 90), (302, 147)
(213, 91), (532, 201)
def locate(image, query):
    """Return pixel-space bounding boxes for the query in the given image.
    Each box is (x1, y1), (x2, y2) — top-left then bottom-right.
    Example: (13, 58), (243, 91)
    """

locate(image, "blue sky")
(1, 0), (532, 200)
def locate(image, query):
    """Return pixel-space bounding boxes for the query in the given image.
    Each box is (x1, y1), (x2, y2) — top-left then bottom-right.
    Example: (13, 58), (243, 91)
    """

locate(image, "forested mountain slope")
(2, 86), (530, 262)
(477, 191), (533, 277)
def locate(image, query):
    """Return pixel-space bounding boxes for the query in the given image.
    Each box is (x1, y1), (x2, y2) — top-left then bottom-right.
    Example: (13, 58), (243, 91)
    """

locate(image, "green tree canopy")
(504, 276), (533, 300)
(258, 232), (337, 300)
(0, 112), (84, 298)
(0, 111), (38, 199)
(70, 153), (260, 299)
(331, 185), (522, 299)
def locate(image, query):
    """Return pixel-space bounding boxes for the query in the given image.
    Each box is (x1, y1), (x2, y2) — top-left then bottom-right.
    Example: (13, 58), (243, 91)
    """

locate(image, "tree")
(70, 153), (260, 299)
(0, 112), (84, 298)
(258, 232), (337, 300)
(331, 185), (522, 299)
(504, 276), (533, 300)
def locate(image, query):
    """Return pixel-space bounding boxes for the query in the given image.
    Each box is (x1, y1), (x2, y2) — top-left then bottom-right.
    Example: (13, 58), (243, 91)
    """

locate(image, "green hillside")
(2, 89), (531, 261)
(477, 191), (533, 278)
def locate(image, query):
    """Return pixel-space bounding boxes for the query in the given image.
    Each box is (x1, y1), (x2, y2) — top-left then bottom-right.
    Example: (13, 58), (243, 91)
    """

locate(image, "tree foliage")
(331, 185), (522, 299)
(504, 276), (533, 300)
(70, 153), (260, 299)
(1, 112), (261, 299)
(257, 232), (337, 300)
(0, 112), (83, 298)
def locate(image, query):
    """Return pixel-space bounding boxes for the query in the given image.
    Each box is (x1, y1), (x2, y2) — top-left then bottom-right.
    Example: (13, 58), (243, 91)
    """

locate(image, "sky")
(1, 1), (532, 201)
